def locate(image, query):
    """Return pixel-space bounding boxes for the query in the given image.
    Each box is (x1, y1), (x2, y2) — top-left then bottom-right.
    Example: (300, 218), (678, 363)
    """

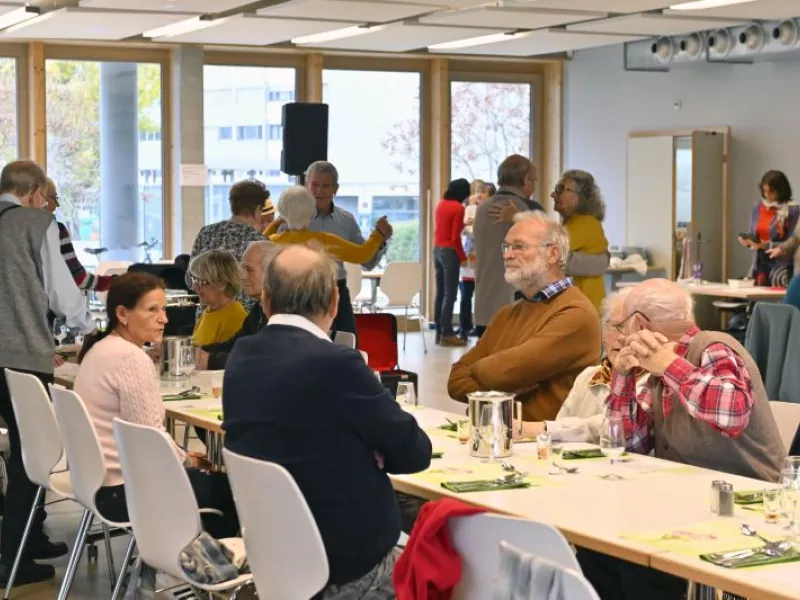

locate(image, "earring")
(122, 321), (128, 327)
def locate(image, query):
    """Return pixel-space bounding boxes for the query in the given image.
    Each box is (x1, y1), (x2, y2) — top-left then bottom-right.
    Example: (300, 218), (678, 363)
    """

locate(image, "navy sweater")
(222, 324), (432, 585)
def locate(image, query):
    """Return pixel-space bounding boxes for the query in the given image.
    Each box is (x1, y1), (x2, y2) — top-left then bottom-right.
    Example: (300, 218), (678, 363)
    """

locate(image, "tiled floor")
(0, 332), (466, 599)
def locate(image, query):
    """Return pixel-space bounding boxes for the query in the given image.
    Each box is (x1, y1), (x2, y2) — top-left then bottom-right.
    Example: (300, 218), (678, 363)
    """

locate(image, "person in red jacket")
(434, 179), (470, 347)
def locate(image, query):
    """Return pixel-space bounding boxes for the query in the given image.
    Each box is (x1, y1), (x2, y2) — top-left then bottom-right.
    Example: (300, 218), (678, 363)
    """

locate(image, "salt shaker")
(537, 432), (552, 461)
(710, 480), (725, 514)
(718, 483), (735, 517)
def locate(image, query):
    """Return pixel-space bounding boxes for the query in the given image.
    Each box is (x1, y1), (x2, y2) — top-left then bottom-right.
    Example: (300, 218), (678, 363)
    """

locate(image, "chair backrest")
(112, 418), (202, 578)
(3, 369), (65, 487)
(562, 568), (602, 600)
(380, 262), (422, 306)
(449, 514), (580, 600)
(333, 331), (356, 349)
(49, 385), (116, 520)
(344, 262), (362, 298)
(97, 260), (132, 276)
(223, 449), (328, 599)
(770, 401), (800, 454)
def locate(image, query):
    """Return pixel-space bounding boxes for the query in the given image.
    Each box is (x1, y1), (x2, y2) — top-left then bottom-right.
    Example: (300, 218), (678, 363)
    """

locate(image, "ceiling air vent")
(678, 32), (704, 60)
(708, 28), (732, 58)
(650, 36), (674, 64)
(772, 19), (798, 47)
(738, 22), (765, 52)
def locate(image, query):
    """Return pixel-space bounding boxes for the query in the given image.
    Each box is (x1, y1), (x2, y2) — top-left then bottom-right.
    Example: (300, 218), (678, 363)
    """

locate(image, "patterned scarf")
(588, 358), (643, 387)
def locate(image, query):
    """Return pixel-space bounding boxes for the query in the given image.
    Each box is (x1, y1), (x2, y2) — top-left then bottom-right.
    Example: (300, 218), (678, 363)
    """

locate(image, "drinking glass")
(73, 330), (85, 348)
(395, 382), (417, 407)
(181, 346), (197, 381)
(600, 415), (625, 481)
(551, 443), (564, 468)
(780, 468), (800, 537)
(53, 321), (67, 347)
(211, 373), (224, 401)
(456, 420), (470, 445)
(783, 456), (800, 476)
(762, 488), (781, 524)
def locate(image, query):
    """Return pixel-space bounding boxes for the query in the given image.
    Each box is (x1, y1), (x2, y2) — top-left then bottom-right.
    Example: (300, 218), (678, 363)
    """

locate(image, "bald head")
(624, 278), (694, 326)
(264, 244), (339, 324)
(0, 160), (47, 206)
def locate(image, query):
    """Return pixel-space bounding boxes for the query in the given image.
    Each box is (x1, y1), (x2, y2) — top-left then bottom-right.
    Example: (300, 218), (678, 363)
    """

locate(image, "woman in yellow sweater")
(551, 170), (609, 310)
(189, 250), (248, 345)
(262, 186), (387, 262)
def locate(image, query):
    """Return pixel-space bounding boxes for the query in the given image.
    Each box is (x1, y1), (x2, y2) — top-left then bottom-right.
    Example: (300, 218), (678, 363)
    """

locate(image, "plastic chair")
(344, 262), (372, 312)
(376, 261), (427, 353)
(334, 331), (356, 349)
(449, 514), (580, 600)
(49, 385), (135, 600)
(111, 419), (252, 596)
(2, 369), (73, 599)
(223, 449), (328, 599)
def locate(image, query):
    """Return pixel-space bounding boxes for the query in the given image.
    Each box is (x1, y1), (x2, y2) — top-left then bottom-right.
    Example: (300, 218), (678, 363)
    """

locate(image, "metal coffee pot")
(467, 391), (518, 459)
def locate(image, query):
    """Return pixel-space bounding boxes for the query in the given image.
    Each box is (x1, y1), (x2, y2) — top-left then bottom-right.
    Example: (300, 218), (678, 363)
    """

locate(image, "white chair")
(376, 261), (427, 353)
(49, 385), (135, 600)
(223, 449), (329, 599)
(345, 262), (370, 311)
(2, 369), (73, 599)
(334, 331), (357, 349)
(449, 514), (580, 600)
(769, 401), (800, 454)
(111, 419), (252, 597)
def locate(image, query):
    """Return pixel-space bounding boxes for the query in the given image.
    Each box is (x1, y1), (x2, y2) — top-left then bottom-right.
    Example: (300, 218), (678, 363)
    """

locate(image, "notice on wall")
(180, 164), (208, 187)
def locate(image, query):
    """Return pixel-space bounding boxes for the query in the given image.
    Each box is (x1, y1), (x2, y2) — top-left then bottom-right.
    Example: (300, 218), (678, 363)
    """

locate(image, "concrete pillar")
(99, 62), (140, 261)
(170, 46), (205, 256)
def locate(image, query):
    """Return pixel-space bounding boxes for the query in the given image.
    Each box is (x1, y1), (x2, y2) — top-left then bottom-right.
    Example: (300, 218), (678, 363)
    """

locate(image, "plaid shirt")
(57, 222), (114, 292)
(527, 277), (573, 302)
(606, 326), (755, 455)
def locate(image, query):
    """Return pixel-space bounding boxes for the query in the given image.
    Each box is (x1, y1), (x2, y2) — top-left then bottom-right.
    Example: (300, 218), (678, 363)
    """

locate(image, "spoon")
(494, 472), (528, 484)
(740, 524), (777, 547)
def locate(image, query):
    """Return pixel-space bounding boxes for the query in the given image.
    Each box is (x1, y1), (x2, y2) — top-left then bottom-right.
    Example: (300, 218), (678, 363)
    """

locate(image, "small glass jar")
(537, 432), (552, 461)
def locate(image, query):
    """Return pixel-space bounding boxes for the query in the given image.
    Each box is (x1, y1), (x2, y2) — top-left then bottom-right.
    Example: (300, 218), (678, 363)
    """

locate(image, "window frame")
(0, 44), (28, 161)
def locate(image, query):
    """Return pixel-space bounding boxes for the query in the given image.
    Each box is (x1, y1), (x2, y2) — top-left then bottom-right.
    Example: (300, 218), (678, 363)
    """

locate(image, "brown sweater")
(448, 286), (601, 421)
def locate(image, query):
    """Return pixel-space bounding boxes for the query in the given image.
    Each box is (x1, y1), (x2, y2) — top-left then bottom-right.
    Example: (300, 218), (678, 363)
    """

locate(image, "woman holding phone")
(737, 170), (798, 287)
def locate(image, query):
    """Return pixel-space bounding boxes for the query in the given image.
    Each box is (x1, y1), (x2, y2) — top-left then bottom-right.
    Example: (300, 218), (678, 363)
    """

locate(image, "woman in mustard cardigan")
(263, 186), (389, 262)
(551, 170), (609, 310)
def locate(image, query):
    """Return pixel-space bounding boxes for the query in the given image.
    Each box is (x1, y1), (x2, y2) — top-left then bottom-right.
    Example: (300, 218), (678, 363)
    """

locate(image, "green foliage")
(386, 219), (420, 262)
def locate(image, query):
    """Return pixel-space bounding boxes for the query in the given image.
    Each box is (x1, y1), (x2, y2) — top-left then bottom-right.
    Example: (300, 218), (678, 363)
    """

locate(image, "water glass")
(762, 488), (781, 524)
(783, 456), (800, 476)
(180, 346), (197, 380)
(600, 415), (625, 481)
(456, 420), (470, 445)
(210, 372), (224, 401)
(53, 321), (66, 347)
(395, 382), (417, 406)
(551, 444), (564, 468)
(779, 468), (800, 536)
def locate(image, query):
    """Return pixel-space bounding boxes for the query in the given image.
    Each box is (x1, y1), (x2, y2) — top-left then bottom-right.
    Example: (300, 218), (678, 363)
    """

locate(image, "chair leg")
(418, 313), (427, 353)
(102, 523), (116, 589)
(3, 485), (45, 600)
(182, 424), (190, 450)
(110, 535), (137, 600)
(56, 509), (93, 600)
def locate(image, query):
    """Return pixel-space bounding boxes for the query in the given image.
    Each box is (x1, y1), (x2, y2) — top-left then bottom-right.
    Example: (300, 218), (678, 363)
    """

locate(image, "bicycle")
(136, 238), (160, 263)
(84, 246), (109, 261)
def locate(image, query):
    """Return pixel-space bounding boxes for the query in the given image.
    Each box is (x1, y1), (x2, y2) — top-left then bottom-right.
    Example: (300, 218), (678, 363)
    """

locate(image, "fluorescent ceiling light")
(429, 31), (529, 50)
(670, 0), (757, 10)
(143, 15), (220, 38)
(292, 25), (384, 45)
(0, 7), (41, 30)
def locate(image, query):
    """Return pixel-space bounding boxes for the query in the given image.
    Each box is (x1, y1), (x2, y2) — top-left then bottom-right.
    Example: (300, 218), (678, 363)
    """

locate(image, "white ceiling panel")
(0, 7), (198, 40)
(258, 0), (440, 22)
(307, 22), (502, 51)
(431, 28), (642, 56)
(665, 0), (800, 20)
(154, 13), (361, 45)
(382, 0), (486, 6)
(567, 13), (745, 36)
(79, 0), (253, 12)
(419, 6), (608, 29)
(498, 0), (675, 11)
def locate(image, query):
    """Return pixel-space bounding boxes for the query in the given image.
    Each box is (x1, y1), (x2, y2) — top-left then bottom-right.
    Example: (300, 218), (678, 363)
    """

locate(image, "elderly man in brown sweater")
(448, 211), (600, 421)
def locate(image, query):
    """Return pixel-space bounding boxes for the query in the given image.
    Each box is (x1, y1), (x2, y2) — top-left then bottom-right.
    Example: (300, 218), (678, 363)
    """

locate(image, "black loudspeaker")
(281, 102), (329, 176)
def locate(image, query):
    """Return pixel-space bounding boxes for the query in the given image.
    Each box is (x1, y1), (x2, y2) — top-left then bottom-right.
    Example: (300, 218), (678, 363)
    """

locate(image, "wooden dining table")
(53, 364), (800, 599)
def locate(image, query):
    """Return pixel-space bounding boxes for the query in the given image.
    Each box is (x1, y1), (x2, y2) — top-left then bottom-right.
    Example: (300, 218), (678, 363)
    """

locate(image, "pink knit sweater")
(74, 335), (182, 487)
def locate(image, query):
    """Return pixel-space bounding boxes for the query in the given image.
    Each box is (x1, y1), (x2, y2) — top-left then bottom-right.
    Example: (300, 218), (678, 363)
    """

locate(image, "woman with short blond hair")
(189, 249), (247, 346)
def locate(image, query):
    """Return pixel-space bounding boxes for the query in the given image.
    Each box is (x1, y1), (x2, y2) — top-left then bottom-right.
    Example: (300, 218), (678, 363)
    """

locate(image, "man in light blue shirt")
(0, 160), (94, 586)
(305, 161), (392, 337)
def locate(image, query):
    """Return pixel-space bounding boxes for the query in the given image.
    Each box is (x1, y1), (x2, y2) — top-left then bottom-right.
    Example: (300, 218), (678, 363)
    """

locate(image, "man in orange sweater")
(448, 211), (600, 421)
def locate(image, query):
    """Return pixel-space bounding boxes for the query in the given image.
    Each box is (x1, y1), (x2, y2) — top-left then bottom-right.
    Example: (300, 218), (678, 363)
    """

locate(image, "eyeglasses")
(190, 276), (210, 288)
(501, 242), (551, 254)
(611, 310), (651, 333)
(553, 184), (576, 196)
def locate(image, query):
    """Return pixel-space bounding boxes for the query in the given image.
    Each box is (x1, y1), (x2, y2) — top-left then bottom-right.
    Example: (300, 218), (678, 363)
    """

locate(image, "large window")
(0, 57), (18, 168)
(203, 65), (296, 224)
(324, 69), (421, 265)
(46, 60), (164, 264)
(449, 81), (532, 185)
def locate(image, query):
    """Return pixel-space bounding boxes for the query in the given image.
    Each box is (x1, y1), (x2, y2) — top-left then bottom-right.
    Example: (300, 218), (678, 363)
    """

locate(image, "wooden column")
(27, 42), (46, 168)
(541, 61), (563, 216)
(304, 53), (323, 102)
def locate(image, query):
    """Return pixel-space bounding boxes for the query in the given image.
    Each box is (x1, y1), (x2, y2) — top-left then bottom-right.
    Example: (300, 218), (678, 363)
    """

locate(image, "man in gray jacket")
(0, 160), (94, 586)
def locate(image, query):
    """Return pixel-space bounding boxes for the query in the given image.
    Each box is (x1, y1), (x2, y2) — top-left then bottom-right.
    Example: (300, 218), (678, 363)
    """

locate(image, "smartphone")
(738, 233), (760, 243)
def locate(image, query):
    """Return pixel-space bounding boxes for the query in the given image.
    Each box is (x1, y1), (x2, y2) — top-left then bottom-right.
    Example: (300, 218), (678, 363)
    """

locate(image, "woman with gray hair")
(189, 249), (247, 346)
(264, 186), (389, 264)
(551, 169), (610, 311)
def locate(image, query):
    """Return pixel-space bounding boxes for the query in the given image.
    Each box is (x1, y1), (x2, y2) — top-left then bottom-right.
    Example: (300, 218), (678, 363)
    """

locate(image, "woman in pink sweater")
(75, 273), (238, 538)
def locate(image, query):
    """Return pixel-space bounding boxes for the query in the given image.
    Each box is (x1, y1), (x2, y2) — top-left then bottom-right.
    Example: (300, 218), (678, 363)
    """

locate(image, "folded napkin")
(562, 448), (605, 460)
(441, 479), (530, 493)
(734, 490), (762, 505)
(700, 547), (800, 569)
(438, 420), (465, 432)
(162, 393), (204, 401)
(432, 451), (444, 459)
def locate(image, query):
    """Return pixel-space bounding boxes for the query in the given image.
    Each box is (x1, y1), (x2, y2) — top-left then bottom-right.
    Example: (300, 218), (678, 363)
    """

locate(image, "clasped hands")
(613, 329), (679, 377)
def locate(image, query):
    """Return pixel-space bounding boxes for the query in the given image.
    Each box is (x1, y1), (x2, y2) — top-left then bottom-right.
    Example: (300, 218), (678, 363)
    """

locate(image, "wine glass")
(180, 346), (197, 381)
(779, 468), (800, 537)
(395, 382), (417, 407)
(599, 415), (626, 481)
(53, 321), (67, 347)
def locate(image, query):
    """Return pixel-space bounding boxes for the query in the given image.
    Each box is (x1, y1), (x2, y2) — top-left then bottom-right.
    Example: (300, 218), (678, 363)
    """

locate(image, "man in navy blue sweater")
(222, 244), (432, 599)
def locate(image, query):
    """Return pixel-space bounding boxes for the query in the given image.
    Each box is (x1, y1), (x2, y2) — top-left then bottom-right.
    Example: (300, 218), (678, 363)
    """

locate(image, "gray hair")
(277, 186), (316, 230)
(624, 278), (695, 322)
(497, 154), (535, 189)
(305, 160), (339, 185)
(0, 160), (46, 197)
(265, 244), (338, 320)
(601, 287), (632, 326)
(562, 169), (606, 221)
(245, 240), (280, 291)
(512, 210), (570, 271)
(189, 250), (242, 298)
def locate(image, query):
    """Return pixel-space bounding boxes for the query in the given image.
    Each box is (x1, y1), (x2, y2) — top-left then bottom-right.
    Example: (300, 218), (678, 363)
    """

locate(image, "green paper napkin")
(700, 547), (800, 569)
(441, 479), (530, 493)
(438, 419), (465, 432)
(162, 393), (204, 401)
(562, 448), (628, 460)
(432, 451), (444, 459)
(734, 490), (762, 505)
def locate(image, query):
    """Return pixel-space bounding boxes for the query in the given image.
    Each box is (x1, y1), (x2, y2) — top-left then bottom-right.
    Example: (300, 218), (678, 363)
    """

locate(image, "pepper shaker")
(718, 483), (735, 517)
(710, 480), (725, 514)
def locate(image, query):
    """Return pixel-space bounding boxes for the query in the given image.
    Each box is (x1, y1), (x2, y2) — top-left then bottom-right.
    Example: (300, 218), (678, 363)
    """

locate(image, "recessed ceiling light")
(429, 31), (529, 50)
(292, 25), (386, 45)
(144, 15), (220, 38)
(670, 0), (757, 10)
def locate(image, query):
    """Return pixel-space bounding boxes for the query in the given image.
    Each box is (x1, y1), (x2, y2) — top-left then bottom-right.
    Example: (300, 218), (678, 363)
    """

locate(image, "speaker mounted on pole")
(280, 102), (329, 182)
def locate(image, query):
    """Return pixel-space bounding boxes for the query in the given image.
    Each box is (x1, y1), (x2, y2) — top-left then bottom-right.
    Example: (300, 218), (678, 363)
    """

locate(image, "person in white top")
(74, 272), (239, 538)
(515, 287), (648, 443)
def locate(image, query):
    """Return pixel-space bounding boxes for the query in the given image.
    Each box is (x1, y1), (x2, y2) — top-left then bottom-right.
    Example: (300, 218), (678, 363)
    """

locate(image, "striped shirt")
(57, 222), (114, 292)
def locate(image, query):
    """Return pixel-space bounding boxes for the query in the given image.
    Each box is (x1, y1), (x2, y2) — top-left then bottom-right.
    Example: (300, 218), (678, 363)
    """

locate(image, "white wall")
(564, 44), (800, 277)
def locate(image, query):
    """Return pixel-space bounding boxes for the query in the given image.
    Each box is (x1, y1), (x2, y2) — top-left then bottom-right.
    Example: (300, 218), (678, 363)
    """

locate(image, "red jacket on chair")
(393, 498), (487, 600)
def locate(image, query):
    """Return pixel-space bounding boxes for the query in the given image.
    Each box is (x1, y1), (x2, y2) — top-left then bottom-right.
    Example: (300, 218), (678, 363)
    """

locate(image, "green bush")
(386, 219), (420, 262)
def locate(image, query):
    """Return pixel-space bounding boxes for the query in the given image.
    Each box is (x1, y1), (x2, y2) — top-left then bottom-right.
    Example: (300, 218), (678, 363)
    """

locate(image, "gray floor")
(1, 332), (463, 599)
